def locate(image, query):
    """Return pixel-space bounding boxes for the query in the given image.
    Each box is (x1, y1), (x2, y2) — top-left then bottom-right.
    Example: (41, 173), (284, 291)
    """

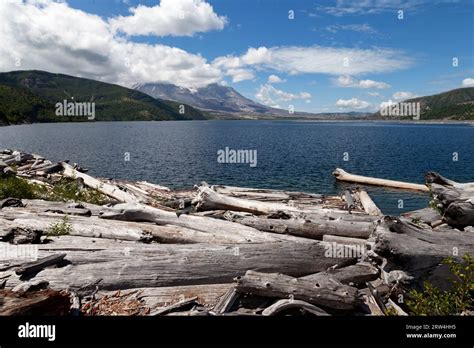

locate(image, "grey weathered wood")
(402, 207), (443, 226)
(211, 287), (239, 314)
(262, 299), (330, 316)
(234, 270), (359, 310)
(4, 241), (352, 291)
(374, 216), (474, 289)
(15, 253), (67, 275)
(149, 297), (198, 316)
(301, 262), (379, 286)
(225, 212), (374, 240)
(99, 203), (316, 243)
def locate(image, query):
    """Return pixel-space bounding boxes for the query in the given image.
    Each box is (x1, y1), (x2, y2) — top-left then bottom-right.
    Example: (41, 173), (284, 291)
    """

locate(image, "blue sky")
(1, 0), (473, 112)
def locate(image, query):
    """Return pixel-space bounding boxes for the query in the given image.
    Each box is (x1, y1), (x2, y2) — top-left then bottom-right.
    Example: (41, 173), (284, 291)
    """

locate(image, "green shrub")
(46, 216), (73, 236)
(406, 254), (473, 315)
(0, 176), (41, 200)
(48, 178), (108, 205)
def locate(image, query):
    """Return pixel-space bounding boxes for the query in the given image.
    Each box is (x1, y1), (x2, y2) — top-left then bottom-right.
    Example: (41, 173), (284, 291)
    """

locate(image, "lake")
(1, 120), (473, 215)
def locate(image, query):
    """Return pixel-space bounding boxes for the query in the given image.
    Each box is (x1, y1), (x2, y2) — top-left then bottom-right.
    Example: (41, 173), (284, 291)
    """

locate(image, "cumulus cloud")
(267, 74), (285, 84)
(110, 0), (227, 37)
(256, 84), (311, 106)
(392, 91), (417, 100)
(211, 55), (254, 82)
(0, 0), (223, 88)
(336, 98), (371, 109)
(462, 78), (474, 87)
(334, 75), (390, 89)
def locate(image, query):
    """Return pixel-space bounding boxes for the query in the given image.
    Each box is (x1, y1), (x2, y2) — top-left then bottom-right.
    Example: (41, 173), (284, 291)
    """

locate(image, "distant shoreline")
(2, 118), (474, 127)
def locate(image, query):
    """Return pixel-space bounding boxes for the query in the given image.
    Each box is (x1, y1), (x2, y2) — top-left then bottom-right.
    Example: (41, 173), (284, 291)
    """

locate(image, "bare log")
(235, 270), (359, 310)
(356, 189), (383, 216)
(333, 168), (428, 192)
(99, 203), (314, 243)
(61, 162), (140, 203)
(4, 240), (352, 291)
(301, 262), (379, 286)
(224, 212), (374, 240)
(373, 216), (474, 289)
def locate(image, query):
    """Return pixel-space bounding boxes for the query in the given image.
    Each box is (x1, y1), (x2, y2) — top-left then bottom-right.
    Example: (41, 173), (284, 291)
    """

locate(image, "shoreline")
(1, 118), (474, 127)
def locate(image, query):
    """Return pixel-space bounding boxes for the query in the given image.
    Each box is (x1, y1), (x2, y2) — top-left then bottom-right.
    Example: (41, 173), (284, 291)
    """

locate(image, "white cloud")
(462, 78), (474, 87)
(256, 84), (311, 106)
(318, 0), (453, 17)
(267, 74), (285, 83)
(219, 46), (412, 77)
(325, 23), (376, 33)
(241, 47), (272, 65)
(336, 98), (371, 109)
(392, 91), (417, 100)
(0, 0), (223, 88)
(109, 0), (227, 37)
(334, 75), (390, 89)
(211, 56), (254, 82)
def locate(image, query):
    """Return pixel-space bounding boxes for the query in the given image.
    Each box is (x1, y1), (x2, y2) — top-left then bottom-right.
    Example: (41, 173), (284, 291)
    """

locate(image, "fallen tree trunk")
(333, 168), (428, 192)
(373, 216), (474, 289)
(61, 162), (140, 203)
(0, 208), (286, 244)
(234, 270), (359, 310)
(356, 189), (383, 216)
(99, 203), (314, 243)
(224, 212), (374, 240)
(4, 240), (353, 291)
(192, 186), (352, 217)
(301, 262), (379, 286)
(427, 175), (474, 228)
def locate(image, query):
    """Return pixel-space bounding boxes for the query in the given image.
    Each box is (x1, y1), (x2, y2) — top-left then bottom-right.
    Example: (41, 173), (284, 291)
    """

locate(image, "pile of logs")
(0, 150), (472, 316)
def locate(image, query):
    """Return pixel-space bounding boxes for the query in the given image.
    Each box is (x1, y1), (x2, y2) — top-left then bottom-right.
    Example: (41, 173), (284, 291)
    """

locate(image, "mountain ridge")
(0, 70), (206, 125)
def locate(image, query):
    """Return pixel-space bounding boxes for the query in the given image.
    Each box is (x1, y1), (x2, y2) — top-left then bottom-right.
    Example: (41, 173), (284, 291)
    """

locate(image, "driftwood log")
(333, 168), (428, 192)
(373, 216), (474, 289)
(234, 270), (360, 310)
(426, 172), (474, 228)
(3, 239), (354, 291)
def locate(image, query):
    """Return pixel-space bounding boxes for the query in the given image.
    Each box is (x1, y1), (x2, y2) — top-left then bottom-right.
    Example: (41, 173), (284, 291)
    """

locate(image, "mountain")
(0, 70), (206, 125)
(135, 82), (281, 116)
(371, 87), (474, 120)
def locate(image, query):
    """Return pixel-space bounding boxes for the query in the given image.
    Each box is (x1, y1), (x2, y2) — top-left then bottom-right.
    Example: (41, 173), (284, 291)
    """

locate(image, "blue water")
(1, 121), (473, 215)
